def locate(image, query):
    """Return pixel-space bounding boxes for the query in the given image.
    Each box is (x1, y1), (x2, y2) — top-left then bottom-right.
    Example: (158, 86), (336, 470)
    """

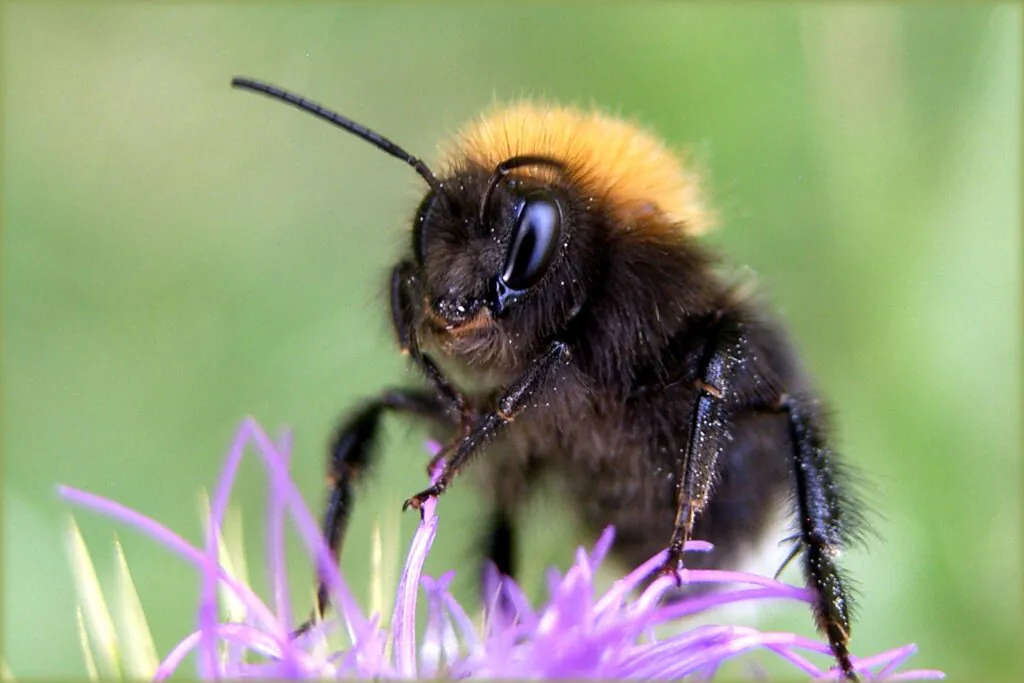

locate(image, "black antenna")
(231, 77), (442, 194)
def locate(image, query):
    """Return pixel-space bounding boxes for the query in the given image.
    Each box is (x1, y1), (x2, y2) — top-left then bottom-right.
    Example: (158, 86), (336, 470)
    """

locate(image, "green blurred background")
(3, 2), (1020, 679)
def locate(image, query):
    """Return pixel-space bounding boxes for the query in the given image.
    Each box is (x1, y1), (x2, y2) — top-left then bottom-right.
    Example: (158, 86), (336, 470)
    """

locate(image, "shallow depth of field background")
(3, 3), (1020, 679)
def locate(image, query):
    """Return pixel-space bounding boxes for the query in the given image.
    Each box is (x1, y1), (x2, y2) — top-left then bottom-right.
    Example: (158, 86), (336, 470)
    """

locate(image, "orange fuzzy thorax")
(440, 102), (714, 235)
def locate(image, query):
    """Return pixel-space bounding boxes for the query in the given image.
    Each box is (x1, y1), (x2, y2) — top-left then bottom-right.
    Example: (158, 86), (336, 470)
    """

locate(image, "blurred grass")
(2, 2), (1019, 679)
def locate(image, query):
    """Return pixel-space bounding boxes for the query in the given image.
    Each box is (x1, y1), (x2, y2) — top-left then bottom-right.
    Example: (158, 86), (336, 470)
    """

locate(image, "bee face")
(413, 165), (590, 365)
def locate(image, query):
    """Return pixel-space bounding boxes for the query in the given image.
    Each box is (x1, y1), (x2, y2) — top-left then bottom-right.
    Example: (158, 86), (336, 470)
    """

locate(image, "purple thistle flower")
(59, 418), (943, 680)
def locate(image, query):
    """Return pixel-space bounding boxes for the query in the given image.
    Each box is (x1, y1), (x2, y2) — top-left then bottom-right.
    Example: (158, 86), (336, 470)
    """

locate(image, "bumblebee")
(232, 77), (867, 679)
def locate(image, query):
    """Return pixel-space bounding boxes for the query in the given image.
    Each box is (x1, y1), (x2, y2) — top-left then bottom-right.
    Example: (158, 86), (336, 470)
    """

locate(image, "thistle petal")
(60, 419), (942, 682)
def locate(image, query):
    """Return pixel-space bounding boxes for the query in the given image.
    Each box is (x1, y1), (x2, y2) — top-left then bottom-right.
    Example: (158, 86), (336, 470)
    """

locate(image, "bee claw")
(655, 551), (686, 587)
(402, 483), (444, 512)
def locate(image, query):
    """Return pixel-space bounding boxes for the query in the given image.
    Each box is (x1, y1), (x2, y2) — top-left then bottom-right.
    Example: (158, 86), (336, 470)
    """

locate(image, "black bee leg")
(655, 317), (859, 679)
(419, 351), (479, 474)
(294, 387), (451, 637)
(393, 260), (460, 406)
(402, 341), (571, 511)
(780, 394), (858, 680)
(481, 508), (517, 578)
(478, 508), (523, 621)
(392, 260), (474, 444)
(659, 324), (750, 580)
(296, 262), (470, 636)
(478, 454), (542, 581)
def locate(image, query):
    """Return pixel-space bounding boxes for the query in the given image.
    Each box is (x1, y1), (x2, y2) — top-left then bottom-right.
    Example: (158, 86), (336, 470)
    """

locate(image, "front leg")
(392, 259), (473, 429)
(402, 341), (571, 511)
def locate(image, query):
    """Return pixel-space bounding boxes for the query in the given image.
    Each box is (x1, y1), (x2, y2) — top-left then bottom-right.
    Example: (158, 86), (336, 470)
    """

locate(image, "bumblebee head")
(231, 78), (713, 365)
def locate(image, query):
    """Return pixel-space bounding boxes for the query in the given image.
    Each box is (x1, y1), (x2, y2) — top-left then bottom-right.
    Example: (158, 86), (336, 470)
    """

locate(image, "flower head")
(60, 418), (942, 680)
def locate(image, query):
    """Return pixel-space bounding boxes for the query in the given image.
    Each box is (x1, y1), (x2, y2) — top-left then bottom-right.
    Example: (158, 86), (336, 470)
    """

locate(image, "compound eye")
(500, 191), (562, 291)
(412, 191), (437, 264)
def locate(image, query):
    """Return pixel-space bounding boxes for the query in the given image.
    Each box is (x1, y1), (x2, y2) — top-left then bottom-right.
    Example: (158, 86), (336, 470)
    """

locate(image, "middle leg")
(659, 319), (777, 577)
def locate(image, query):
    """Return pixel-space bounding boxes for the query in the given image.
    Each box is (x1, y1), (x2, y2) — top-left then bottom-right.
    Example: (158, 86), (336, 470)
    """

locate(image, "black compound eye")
(500, 191), (562, 291)
(412, 191), (438, 264)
